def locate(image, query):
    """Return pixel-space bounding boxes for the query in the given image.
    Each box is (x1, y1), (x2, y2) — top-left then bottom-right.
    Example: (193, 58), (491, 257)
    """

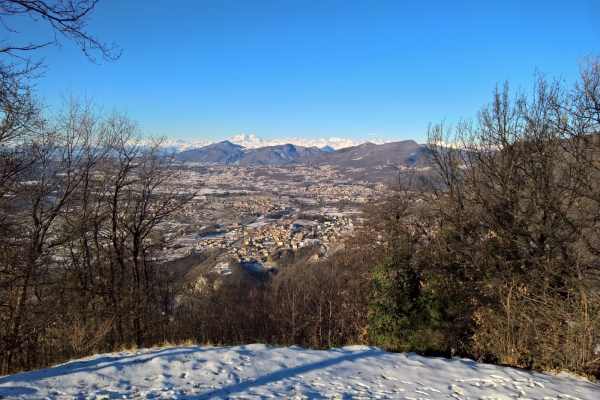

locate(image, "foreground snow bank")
(0, 344), (598, 399)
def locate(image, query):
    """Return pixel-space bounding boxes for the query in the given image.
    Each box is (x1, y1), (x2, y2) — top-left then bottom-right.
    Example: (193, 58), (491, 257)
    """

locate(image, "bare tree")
(408, 55), (600, 375)
(106, 135), (195, 347)
(0, 94), (112, 373)
(0, 0), (120, 76)
(0, 0), (119, 152)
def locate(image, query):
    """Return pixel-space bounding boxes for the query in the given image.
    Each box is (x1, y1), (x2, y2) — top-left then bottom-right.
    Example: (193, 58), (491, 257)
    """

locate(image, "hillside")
(0, 345), (596, 399)
(227, 134), (366, 150)
(304, 139), (430, 168)
(175, 141), (245, 163)
(177, 139), (429, 170)
(232, 143), (324, 165)
(177, 141), (325, 165)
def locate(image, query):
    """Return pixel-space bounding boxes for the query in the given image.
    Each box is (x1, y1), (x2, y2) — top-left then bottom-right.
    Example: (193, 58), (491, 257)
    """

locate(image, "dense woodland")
(0, 97), (195, 374)
(367, 57), (600, 378)
(1, 0), (599, 382)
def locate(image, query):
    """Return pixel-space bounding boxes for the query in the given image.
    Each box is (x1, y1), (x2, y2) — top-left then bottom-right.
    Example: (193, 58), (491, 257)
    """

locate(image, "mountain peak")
(226, 135), (366, 150)
(163, 135), (399, 153)
(227, 134), (266, 148)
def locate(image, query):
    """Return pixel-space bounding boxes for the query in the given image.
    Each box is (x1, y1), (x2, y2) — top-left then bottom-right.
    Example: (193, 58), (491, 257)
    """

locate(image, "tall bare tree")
(411, 55), (600, 375)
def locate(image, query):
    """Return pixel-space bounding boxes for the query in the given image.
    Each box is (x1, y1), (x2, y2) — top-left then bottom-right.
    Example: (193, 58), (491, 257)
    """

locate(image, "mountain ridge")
(176, 141), (327, 165)
(176, 139), (430, 168)
(157, 134), (400, 152)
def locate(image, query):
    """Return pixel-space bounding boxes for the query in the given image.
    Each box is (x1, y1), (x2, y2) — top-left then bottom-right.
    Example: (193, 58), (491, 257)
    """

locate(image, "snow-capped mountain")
(262, 136), (364, 150)
(133, 139), (214, 153)
(226, 134), (268, 148)
(225, 134), (355, 150)
(161, 139), (213, 152)
(158, 134), (393, 153)
(226, 134), (374, 150)
(369, 138), (385, 145)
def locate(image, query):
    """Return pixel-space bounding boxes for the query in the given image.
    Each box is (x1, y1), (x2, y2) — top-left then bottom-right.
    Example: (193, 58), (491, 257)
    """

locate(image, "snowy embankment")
(0, 345), (598, 399)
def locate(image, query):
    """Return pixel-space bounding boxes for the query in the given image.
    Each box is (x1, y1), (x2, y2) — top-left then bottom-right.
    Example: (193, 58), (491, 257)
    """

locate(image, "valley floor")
(0, 344), (598, 399)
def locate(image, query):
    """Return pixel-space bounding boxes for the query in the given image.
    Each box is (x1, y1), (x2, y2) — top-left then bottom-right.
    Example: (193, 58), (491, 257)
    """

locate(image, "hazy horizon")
(17, 0), (600, 144)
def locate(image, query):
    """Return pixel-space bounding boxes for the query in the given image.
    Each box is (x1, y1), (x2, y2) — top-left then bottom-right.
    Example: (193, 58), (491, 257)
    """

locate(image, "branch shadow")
(187, 346), (385, 399)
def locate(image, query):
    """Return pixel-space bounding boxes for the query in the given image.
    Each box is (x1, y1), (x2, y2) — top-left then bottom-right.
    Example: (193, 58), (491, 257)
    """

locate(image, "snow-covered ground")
(0, 344), (597, 399)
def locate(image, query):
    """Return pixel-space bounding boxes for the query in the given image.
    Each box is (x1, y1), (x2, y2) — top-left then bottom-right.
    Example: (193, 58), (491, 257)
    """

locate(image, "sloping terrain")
(304, 140), (430, 168)
(232, 144), (324, 165)
(227, 134), (364, 150)
(302, 140), (433, 182)
(176, 141), (245, 163)
(0, 344), (596, 399)
(177, 142), (325, 165)
(177, 140), (430, 169)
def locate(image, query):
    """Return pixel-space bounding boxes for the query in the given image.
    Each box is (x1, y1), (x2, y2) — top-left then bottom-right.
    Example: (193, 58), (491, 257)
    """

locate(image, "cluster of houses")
(195, 215), (356, 266)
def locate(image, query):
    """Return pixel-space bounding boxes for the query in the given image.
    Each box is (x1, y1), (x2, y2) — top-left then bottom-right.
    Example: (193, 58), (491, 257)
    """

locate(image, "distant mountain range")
(176, 138), (430, 168)
(226, 134), (382, 150)
(156, 134), (392, 153)
(176, 141), (327, 165)
(303, 140), (429, 168)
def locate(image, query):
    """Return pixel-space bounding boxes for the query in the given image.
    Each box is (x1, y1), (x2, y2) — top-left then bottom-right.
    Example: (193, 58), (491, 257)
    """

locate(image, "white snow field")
(0, 344), (598, 399)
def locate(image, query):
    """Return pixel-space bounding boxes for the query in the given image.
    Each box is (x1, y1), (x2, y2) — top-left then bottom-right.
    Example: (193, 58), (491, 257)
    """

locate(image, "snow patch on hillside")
(0, 344), (597, 399)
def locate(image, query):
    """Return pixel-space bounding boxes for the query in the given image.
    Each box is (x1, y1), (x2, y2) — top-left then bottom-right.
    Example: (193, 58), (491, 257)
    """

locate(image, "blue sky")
(13, 0), (600, 143)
